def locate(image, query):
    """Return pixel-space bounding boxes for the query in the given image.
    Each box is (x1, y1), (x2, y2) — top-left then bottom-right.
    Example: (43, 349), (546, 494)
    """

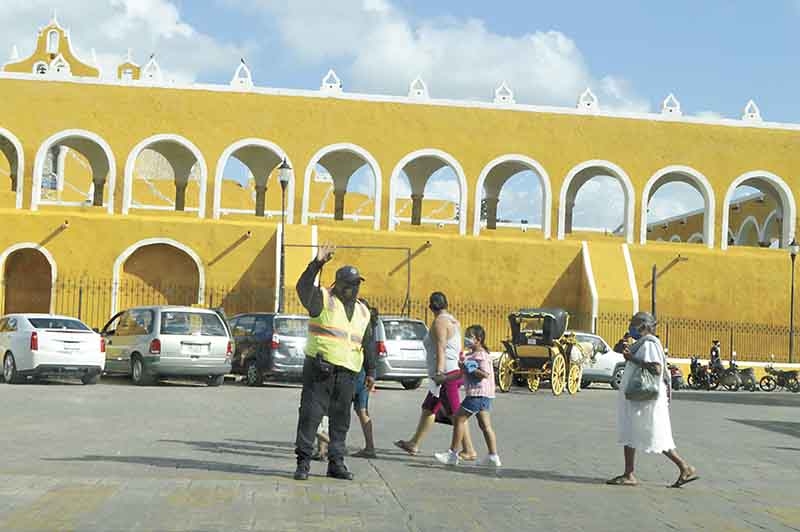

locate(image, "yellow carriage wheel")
(497, 352), (514, 393)
(550, 353), (566, 396)
(527, 373), (540, 392)
(567, 364), (581, 395)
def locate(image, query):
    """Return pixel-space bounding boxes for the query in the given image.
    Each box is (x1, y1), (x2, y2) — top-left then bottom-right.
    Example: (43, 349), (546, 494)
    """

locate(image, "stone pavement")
(0, 377), (798, 531)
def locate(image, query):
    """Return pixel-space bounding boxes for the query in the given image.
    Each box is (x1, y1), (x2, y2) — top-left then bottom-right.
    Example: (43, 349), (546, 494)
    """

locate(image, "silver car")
(375, 316), (428, 390)
(101, 306), (232, 386)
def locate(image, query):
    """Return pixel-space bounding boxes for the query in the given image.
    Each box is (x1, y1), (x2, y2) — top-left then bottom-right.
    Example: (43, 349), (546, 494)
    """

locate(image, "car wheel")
(81, 373), (100, 385)
(610, 367), (624, 390)
(131, 356), (154, 386)
(401, 379), (422, 390)
(245, 360), (262, 387)
(3, 353), (21, 384)
(207, 375), (225, 387)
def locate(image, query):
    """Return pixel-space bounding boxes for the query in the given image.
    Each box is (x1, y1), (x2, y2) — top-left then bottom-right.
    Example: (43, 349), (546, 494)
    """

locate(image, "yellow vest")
(306, 288), (371, 373)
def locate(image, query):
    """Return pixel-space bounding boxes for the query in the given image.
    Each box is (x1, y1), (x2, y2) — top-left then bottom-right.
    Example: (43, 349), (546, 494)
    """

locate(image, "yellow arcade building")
(1, 15), (800, 362)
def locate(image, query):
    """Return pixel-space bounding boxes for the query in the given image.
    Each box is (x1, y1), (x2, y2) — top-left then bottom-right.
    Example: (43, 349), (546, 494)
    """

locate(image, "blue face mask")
(464, 337), (476, 349)
(628, 325), (642, 340)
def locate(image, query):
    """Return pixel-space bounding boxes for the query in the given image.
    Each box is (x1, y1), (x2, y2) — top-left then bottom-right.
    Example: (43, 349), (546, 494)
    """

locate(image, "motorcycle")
(687, 356), (713, 390)
(668, 363), (684, 390)
(760, 362), (800, 392)
(729, 359), (756, 392)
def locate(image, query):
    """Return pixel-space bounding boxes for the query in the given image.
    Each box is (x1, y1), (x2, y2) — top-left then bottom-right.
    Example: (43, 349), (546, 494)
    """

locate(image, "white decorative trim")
(760, 209), (781, 241)
(142, 55), (162, 83)
(578, 88), (598, 111)
(301, 143), (383, 231)
(0, 127), (25, 210)
(687, 233), (704, 244)
(640, 165), (715, 249)
(736, 215), (760, 245)
(212, 138), (294, 221)
(721, 171), (796, 250)
(31, 129), (117, 214)
(230, 60), (253, 90)
(472, 154), (552, 238)
(670, 234), (682, 242)
(9, 45), (19, 61)
(621, 243), (639, 314)
(123, 133), (209, 218)
(0, 242), (58, 314)
(661, 93), (681, 116)
(111, 238), (205, 315)
(388, 148), (468, 235)
(408, 76), (429, 100)
(742, 100), (762, 122)
(494, 81), (514, 104)
(581, 241), (599, 331)
(558, 159), (635, 243)
(320, 69), (342, 95)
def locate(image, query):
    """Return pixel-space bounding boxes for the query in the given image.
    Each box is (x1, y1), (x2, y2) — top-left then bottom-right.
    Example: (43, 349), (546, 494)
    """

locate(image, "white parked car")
(1, 314), (105, 385)
(574, 332), (626, 389)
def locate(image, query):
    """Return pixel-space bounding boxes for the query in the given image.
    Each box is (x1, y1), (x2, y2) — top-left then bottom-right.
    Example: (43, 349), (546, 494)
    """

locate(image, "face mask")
(334, 282), (360, 302)
(628, 325), (642, 340)
(464, 337), (476, 349)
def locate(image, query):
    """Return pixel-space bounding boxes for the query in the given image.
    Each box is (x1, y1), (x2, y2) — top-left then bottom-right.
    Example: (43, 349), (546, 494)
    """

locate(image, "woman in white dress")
(607, 312), (698, 487)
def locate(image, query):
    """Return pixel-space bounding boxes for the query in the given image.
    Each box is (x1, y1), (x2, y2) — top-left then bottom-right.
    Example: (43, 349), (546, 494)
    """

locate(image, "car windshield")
(275, 317), (308, 337)
(383, 320), (427, 341)
(28, 317), (90, 331)
(160, 312), (227, 336)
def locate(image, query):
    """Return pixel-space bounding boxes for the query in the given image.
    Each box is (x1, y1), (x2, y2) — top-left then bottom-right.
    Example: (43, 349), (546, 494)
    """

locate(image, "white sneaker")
(434, 450), (459, 466)
(478, 454), (502, 467)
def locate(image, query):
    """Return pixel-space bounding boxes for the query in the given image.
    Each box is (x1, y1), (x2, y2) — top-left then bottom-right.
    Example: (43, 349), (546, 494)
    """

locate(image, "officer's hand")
(316, 243), (335, 263)
(366, 376), (376, 391)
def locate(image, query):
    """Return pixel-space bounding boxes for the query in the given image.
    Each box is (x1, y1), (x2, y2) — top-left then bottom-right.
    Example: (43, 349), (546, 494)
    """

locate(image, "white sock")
(488, 453), (499, 458)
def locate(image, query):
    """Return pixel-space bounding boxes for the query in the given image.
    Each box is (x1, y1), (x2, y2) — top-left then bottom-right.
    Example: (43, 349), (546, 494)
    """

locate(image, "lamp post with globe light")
(277, 158), (293, 313)
(789, 238), (799, 363)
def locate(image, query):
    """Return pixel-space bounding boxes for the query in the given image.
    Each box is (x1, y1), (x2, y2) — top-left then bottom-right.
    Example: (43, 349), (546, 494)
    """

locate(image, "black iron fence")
(2, 277), (796, 362)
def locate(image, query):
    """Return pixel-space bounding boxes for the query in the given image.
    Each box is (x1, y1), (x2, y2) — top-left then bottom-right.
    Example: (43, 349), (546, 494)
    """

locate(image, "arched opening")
(762, 210), (781, 248)
(722, 171), (796, 250)
(670, 235), (682, 243)
(0, 128), (24, 209)
(123, 135), (208, 217)
(301, 144), (381, 230)
(213, 139), (294, 221)
(559, 160), (634, 242)
(473, 155), (552, 237)
(688, 233), (704, 244)
(389, 149), (467, 235)
(32, 130), (116, 213)
(1, 245), (55, 314)
(47, 30), (59, 54)
(112, 239), (204, 314)
(641, 166), (714, 247)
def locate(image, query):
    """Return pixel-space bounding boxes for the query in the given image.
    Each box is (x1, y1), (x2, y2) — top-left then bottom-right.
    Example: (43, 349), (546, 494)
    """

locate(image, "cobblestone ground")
(0, 377), (798, 531)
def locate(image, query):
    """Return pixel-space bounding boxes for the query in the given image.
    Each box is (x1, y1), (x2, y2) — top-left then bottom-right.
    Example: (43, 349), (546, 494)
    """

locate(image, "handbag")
(624, 364), (660, 401)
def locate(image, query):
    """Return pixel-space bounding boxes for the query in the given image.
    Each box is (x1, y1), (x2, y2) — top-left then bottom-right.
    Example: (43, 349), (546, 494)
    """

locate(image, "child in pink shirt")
(434, 324), (501, 467)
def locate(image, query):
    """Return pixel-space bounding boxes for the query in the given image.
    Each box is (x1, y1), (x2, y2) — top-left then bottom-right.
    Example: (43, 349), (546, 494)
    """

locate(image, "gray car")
(375, 316), (428, 390)
(101, 306), (232, 386)
(229, 313), (309, 386)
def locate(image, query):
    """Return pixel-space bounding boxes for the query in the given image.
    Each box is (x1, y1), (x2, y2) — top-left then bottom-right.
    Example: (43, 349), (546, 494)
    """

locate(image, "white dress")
(616, 339), (676, 453)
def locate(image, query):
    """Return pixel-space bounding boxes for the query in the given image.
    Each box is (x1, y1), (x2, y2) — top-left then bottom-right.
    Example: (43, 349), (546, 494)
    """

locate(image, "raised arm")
(295, 243), (335, 318)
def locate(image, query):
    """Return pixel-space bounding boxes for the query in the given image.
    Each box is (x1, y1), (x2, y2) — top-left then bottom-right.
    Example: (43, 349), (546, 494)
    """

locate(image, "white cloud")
(238, 0), (648, 110)
(0, 1), (249, 83)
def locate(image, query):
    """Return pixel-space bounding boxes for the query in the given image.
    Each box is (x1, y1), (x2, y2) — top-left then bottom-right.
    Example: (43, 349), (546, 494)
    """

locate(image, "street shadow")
(42, 455), (295, 479)
(774, 447), (800, 452)
(406, 463), (605, 485)
(675, 392), (800, 408)
(729, 419), (800, 440)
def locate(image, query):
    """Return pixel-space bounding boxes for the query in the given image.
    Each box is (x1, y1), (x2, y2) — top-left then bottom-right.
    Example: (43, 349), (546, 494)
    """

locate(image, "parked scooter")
(688, 356), (713, 390)
(760, 356), (799, 392)
(729, 354), (756, 392)
(715, 363), (741, 392)
(668, 363), (684, 390)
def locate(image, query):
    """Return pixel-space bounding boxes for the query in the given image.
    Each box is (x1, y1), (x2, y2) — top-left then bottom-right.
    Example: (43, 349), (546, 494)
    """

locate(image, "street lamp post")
(789, 238), (799, 363)
(277, 158), (293, 313)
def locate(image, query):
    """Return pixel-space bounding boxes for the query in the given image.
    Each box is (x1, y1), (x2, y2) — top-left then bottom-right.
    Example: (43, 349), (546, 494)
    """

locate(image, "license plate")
(184, 344), (206, 355)
(402, 350), (425, 360)
(62, 344), (80, 351)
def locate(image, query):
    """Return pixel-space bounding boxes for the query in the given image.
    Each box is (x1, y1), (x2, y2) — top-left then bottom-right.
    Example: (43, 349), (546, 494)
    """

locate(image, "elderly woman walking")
(607, 312), (698, 488)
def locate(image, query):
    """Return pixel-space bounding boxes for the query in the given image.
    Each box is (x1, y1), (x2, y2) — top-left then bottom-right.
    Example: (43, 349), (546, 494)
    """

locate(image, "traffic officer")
(293, 243), (376, 481)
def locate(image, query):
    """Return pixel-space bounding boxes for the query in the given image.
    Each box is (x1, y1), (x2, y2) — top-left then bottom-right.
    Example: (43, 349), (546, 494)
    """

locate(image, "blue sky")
(1, 0), (794, 227)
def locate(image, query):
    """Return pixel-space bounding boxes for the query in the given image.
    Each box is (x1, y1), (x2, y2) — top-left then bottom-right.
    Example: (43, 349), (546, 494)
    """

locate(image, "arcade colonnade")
(0, 126), (796, 250)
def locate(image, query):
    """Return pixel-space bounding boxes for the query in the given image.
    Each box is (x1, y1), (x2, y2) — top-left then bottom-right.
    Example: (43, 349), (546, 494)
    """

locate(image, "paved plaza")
(0, 377), (798, 531)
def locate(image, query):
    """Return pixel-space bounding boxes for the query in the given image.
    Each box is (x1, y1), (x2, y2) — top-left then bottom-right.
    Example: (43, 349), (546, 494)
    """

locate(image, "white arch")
(736, 215), (761, 246)
(212, 138), (295, 222)
(122, 134), (209, 218)
(721, 171), (796, 250)
(0, 243), (58, 314)
(301, 143), (383, 231)
(688, 233), (704, 244)
(0, 128), (24, 210)
(760, 209), (781, 242)
(388, 148), (468, 235)
(31, 129), (117, 214)
(111, 238), (205, 315)
(558, 159), (636, 243)
(639, 165), (715, 249)
(669, 235), (682, 242)
(472, 154), (553, 238)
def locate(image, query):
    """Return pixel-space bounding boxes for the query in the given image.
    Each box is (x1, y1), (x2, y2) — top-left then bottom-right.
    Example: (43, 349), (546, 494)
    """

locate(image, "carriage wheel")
(567, 365), (581, 395)
(550, 353), (566, 396)
(497, 352), (514, 393)
(527, 373), (540, 392)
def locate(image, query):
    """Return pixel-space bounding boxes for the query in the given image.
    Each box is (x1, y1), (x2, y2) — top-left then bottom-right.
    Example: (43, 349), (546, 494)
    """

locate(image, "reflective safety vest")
(305, 288), (371, 373)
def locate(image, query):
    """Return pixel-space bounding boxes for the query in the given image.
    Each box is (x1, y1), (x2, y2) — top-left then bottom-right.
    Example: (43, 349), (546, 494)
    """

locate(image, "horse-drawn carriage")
(497, 308), (592, 395)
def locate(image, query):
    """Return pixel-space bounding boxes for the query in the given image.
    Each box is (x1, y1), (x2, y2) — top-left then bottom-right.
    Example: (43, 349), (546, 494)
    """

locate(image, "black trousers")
(294, 356), (357, 464)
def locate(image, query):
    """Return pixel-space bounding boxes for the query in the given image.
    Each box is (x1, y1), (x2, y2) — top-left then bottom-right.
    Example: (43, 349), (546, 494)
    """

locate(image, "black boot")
(327, 461), (354, 480)
(294, 460), (310, 481)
